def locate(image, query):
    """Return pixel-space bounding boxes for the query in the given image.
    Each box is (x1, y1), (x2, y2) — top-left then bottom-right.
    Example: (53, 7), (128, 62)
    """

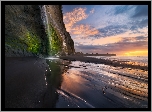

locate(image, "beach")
(5, 56), (148, 108)
(59, 56), (148, 71)
(5, 57), (48, 108)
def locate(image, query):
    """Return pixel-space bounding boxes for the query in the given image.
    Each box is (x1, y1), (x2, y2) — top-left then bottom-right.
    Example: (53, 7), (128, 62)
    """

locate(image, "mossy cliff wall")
(5, 5), (48, 57)
(5, 5), (75, 57)
(43, 5), (75, 56)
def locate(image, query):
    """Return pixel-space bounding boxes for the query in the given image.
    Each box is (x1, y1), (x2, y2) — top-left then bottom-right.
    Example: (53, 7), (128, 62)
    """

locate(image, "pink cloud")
(71, 24), (99, 37)
(63, 7), (88, 32)
(63, 7), (98, 38)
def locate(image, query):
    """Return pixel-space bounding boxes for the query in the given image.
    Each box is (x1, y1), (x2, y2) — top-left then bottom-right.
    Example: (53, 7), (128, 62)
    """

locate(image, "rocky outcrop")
(43, 5), (75, 55)
(5, 5), (49, 57)
(5, 5), (75, 57)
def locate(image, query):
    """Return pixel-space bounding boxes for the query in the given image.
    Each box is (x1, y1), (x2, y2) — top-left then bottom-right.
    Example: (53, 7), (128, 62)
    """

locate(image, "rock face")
(42, 5), (75, 55)
(5, 5), (75, 57)
(5, 5), (49, 57)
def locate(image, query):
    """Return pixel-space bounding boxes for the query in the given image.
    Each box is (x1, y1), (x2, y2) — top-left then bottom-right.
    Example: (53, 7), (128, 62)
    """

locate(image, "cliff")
(43, 5), (75, 55)
(5, 5), (75, 57)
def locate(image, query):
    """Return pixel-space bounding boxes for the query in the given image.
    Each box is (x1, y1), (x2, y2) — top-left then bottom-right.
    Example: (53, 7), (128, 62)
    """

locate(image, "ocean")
(86, 56), (148, 66)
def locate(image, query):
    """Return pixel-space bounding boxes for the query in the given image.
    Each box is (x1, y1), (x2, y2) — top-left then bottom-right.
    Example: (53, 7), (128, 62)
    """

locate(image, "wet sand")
(5, 56), (148, 108)
(59, 56), (148, 71)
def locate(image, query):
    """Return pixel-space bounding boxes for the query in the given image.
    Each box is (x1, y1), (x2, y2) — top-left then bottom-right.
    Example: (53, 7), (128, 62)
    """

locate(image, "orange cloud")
(71, 24), (99, 37)
(63, 8), (99, 38)
(63, 7), (88, 32)
(91, 36), (123, 45)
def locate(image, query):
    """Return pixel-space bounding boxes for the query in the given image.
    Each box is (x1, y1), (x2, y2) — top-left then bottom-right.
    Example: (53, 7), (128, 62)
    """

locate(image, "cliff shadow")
(42, 59), (71, 108)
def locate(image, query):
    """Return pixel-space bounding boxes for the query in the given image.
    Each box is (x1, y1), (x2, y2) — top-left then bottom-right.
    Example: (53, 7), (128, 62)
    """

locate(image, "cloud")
(75, 36), (148, 55)
(130, 18), (148, 31)
(95, 25), (128, 38)
(102, 38), (148, 52)
(63, 5), (148, 56)
(114, 5), (133, 15)
(63, 7), (99, 38)
(113, 5), (148, 18)
(90, 9), (94, 14)
(132, 5), (148, 18)
(72, 34), (123, 46)
(63, 7), (88, 32)
(120, 37), (137, 42)
(75, 44), (101, 50)
(135, 36), (148, 41)
(91, 23), (147, 41)
(71, 24), (99, 37)
(120, 36), (147, 44)
(92, 19), (147, 39)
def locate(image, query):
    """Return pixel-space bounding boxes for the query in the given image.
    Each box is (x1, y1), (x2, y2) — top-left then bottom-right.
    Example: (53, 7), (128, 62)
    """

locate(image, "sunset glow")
(63, 5), (148, 56)
(124, 50), (148, 56)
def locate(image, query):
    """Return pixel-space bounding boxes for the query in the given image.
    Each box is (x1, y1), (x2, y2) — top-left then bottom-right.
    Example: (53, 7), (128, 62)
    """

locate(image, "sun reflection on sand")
(44, 57), (148, 108)
(61, 69), (88, 92)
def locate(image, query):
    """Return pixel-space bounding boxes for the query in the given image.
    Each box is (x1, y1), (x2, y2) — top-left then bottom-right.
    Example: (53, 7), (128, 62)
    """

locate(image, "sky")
(62, 5), (148, 56)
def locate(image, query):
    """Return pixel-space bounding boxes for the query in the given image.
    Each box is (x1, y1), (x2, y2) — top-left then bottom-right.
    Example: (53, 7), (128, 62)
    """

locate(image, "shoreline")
(4, 56), (148, 108)
(59, 56), (148, 71)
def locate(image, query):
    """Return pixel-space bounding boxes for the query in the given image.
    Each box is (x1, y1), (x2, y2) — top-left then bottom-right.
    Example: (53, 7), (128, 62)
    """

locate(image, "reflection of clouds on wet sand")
(43, 58), (148, 108)
(57, 60), (148, 108)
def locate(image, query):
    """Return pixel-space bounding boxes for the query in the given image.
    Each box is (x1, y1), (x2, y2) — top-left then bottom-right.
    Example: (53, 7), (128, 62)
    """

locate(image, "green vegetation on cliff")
(48, 24), (62, 56)
(5, 5), (49, 57)
(20, 31), (41, 54)
(5, 5), (74, 57)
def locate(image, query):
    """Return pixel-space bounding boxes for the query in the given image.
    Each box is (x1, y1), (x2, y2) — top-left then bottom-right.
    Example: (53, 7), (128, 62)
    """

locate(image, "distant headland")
(73, 52), (116, 56)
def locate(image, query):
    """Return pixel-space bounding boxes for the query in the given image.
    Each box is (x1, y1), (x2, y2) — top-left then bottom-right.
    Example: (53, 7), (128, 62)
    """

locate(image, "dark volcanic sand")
(5, 56), (148, 108)
(5, 57), (49, 108)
